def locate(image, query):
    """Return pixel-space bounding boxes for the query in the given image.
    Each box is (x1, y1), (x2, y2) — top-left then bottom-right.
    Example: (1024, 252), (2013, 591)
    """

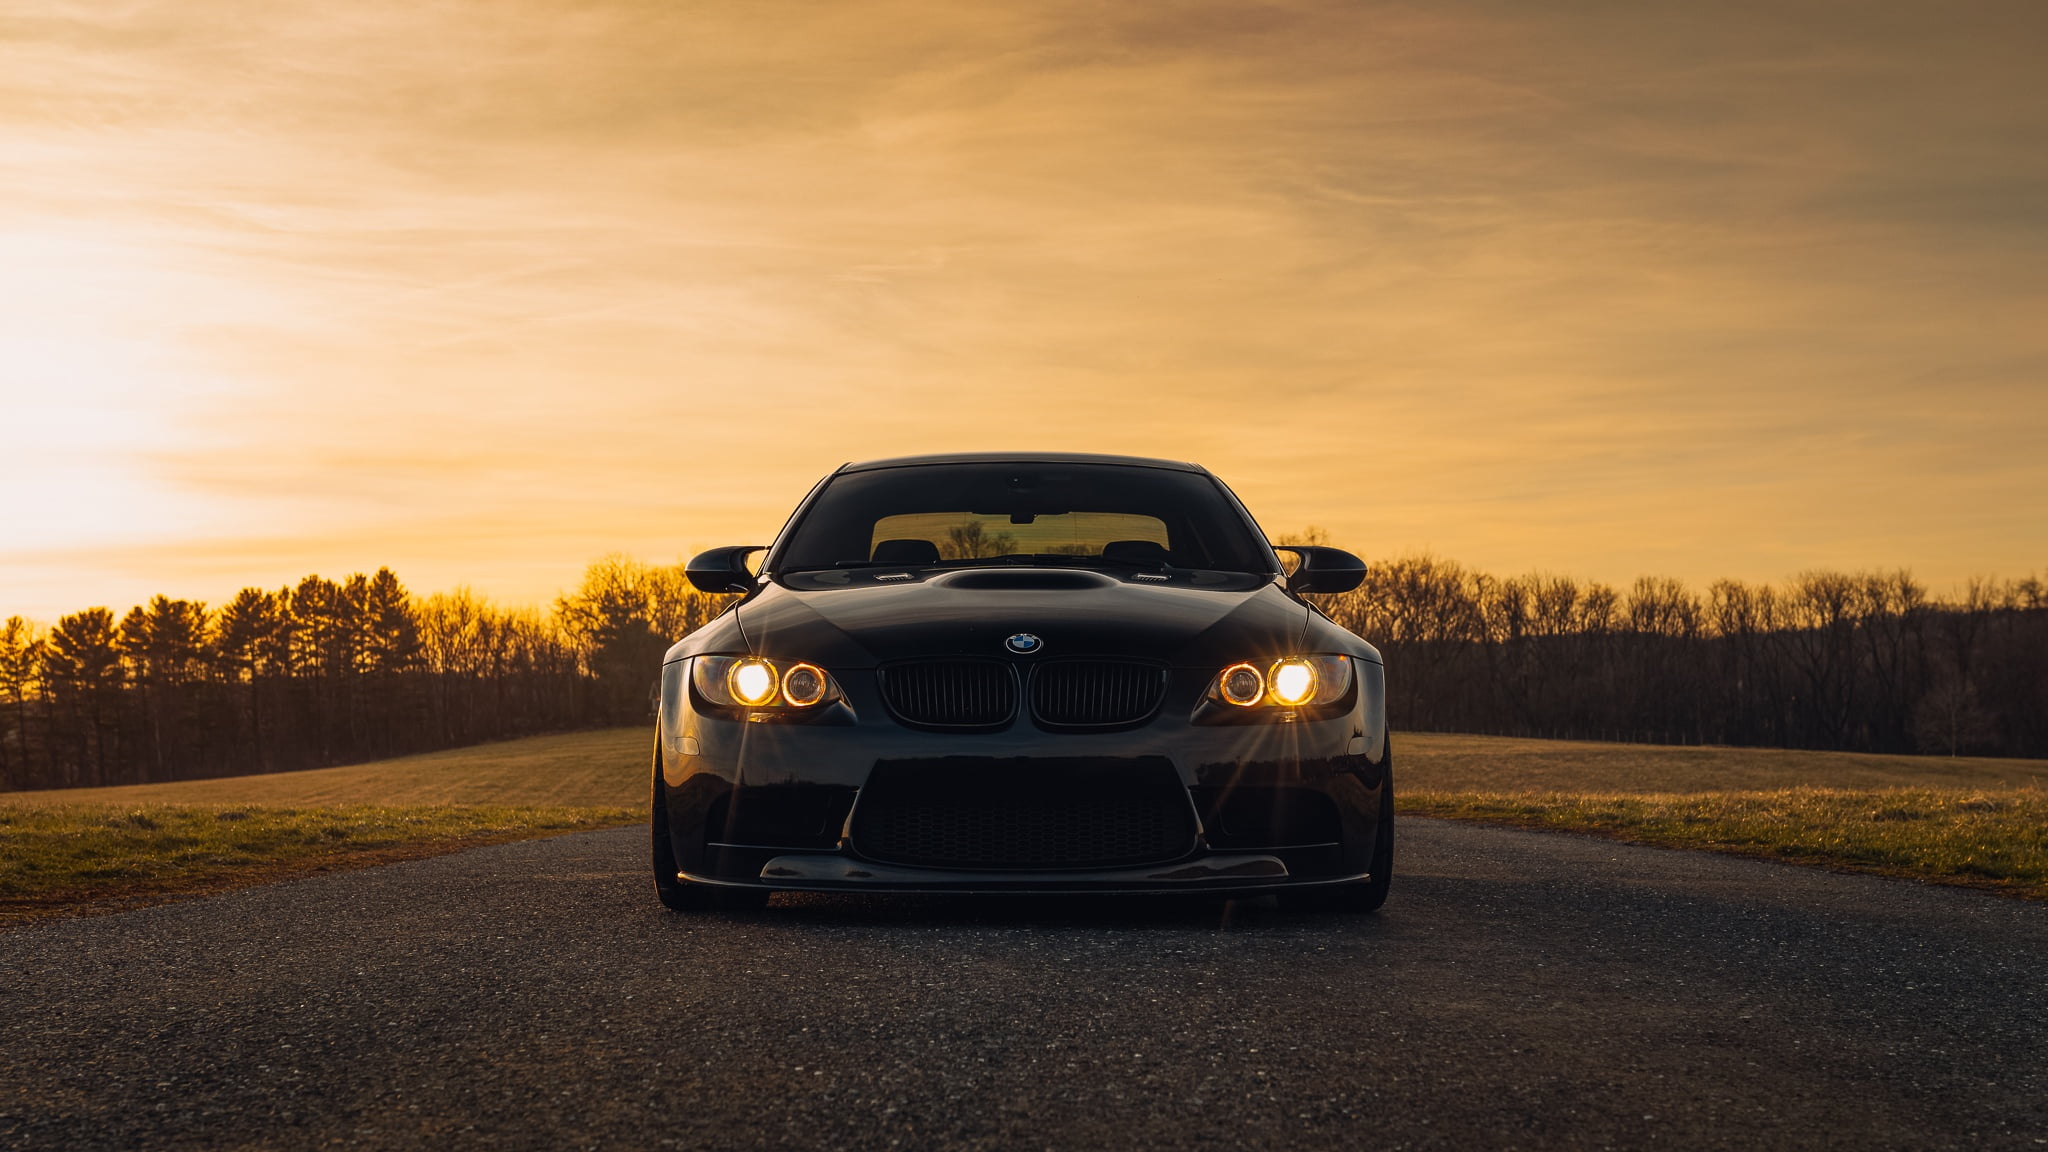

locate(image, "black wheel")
(1281, 748), (1393, 913)
(653, 771), (770, 912)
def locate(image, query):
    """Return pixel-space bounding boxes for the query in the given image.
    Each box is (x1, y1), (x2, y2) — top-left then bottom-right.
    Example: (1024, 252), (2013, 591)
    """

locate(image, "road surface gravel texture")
(2, 819), (2044, 1151)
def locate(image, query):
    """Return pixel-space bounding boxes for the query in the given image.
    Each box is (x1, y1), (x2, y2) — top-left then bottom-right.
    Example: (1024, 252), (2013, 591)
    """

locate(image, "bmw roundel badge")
(1004, 633), (1044, 655)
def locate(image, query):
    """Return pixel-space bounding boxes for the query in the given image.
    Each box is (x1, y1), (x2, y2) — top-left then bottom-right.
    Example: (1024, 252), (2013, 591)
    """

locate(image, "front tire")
(1281, 749), (1393, 913)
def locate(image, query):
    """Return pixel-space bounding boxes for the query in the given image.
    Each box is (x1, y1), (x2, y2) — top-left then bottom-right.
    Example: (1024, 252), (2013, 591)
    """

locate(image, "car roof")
(837, 451), (1207, 474)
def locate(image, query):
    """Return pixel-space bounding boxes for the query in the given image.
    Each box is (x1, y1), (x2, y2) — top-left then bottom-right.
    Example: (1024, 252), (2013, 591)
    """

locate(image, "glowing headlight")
(1204, 654), (1354, 713)
(692, 656), (842, 709)
(1268, 658), (1318, 706)
(729, 659), (779, 706)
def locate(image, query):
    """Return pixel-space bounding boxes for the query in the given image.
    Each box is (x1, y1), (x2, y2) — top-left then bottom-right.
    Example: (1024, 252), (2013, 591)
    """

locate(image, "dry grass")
(1393, 731), (2048, 794)
(17, 729), (2043, 811)
(0, 728), (655, 808)
(1391, 734), (2048, 898)
(0, 728), (654, 928)
(5, 727), (2046, 916)
(1403, 788), (2048, 899)
(0, 804), (636, 927)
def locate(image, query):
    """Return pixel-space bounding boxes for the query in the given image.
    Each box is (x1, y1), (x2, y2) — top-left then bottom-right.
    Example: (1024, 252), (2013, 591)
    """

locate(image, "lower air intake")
(851, 757), (1197, 871)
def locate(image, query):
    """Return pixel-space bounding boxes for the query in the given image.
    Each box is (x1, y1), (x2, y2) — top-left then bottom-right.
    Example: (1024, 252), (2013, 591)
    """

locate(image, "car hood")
(729, 569), (1310, 669)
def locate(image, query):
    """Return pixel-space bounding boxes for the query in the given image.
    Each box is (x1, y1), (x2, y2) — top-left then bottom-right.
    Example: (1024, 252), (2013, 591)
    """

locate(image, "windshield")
(773, 463), (1277, 574)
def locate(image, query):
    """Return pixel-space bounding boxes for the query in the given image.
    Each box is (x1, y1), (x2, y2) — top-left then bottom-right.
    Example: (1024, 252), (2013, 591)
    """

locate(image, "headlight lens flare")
(1268, 658), (1318, 706)
(728, 658), (779, 706)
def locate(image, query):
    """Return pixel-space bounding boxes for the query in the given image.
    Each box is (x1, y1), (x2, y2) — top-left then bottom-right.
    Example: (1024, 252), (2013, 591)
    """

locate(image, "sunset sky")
(3, 0), (2044, 620)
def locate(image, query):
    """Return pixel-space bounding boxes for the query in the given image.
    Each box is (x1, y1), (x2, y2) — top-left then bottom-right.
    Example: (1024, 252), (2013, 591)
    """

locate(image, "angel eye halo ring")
(1219, 662), (1266, 707)
(780, 662), (829, 707)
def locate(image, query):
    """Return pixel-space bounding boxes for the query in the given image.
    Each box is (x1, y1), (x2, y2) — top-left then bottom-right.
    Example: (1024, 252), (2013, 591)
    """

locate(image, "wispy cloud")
(2, 0), (2044, 617)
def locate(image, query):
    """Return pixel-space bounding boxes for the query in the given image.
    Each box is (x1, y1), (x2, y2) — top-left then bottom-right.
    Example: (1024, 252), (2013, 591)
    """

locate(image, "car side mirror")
(686, 546), (767, 594)
(1274, 545), (1365, 594)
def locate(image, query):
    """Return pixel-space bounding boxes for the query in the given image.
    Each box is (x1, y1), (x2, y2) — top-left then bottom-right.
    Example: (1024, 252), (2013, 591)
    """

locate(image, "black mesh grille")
(879, 660), (1015, 728)
(1030, 660), (1168, 728)
(851, 757), (1197, 871)
(857, 798), (1191, 869)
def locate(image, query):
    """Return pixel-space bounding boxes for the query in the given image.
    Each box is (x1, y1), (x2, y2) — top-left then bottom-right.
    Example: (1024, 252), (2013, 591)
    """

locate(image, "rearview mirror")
(686, 546), (767, 594)
(1273, 545), (1365, 594)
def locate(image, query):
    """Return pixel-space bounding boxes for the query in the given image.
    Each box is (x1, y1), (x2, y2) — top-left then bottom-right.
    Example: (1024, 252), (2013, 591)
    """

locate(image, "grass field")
(0, 805), (634, 927)
(0, 730), (655, 927)
(1402, 789), (2048, 898)
(3, 728), (2043, 925)
(1394, 732), (2048, 793)
(1394, 733), (2048, 900)
(17, 729), (2047, 809)
(0, 728), (657, 808)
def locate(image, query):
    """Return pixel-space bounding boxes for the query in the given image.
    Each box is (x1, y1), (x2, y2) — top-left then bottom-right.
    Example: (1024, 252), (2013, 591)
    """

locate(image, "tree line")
(1306, 553), (2048, 758)
(5, 548), (2044, 792)
(0, 556), (730, 791)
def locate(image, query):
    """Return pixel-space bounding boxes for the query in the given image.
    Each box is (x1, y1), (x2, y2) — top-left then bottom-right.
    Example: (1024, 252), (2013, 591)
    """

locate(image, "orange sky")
(3, 0), (2044, 620)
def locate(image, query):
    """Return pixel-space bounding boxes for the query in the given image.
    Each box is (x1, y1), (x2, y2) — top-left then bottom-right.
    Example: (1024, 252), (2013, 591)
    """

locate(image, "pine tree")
(0, 617), (44, 788)
(43, 608), (123, 787)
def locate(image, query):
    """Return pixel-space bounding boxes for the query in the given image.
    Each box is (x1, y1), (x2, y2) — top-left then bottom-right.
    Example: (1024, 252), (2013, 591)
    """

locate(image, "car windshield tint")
(775, 464), (1274, 574)
(870, 511), (1168, 560)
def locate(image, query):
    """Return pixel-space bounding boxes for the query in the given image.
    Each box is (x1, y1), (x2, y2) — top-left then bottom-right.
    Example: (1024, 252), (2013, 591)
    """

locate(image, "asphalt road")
(3, 820), (2044, 1151)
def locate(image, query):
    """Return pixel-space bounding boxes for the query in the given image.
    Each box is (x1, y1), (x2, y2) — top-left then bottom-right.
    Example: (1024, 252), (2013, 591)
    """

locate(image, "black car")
(653, 452), (1391, 911)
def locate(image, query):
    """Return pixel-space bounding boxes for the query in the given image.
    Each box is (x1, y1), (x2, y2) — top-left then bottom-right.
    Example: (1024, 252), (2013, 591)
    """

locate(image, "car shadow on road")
(708, 890), (1389, 933)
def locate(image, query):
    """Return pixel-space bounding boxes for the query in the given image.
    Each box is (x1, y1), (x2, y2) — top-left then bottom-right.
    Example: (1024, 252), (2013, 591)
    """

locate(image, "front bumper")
(680, 855), (1375, 897)
(657, 664), (1389, 894)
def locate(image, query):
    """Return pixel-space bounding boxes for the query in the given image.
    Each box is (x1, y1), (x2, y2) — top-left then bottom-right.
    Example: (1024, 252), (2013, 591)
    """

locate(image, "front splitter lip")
(676, 854), (1371, 896)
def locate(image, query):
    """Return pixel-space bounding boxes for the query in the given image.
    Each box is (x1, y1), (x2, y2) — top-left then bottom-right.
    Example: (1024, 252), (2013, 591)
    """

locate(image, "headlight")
(729, 659), (778, 705)
(1269, 658), (1317, 705)
(1203, 654), (1353, 711)
(1218, 662), (1265, 707)
(780, 662), (829, 707)
(693, 655), (843, 709)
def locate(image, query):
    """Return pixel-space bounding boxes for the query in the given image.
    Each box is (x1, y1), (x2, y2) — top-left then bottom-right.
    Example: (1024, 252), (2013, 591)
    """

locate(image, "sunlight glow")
(0, 232), (221, 553)
(0, 1), (2042, 619)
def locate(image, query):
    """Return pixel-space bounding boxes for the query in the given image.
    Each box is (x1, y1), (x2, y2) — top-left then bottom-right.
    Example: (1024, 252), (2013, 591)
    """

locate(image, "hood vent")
(933, 569), (1114, 591)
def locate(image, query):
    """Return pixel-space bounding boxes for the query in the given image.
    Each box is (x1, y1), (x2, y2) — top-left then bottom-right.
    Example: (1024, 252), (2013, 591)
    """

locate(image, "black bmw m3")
(653, 452), (1392, 911)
